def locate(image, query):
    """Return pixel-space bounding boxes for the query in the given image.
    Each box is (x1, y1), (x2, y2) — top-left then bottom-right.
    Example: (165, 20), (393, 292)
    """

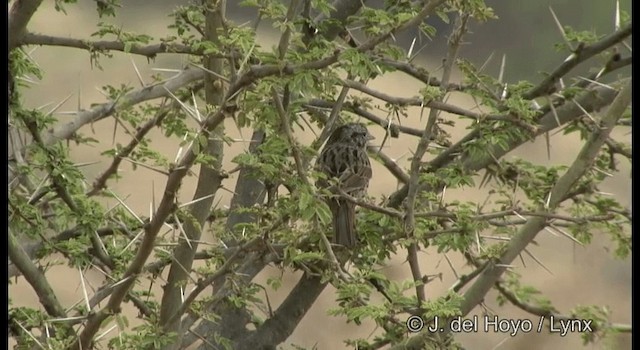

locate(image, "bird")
(315, 123), (374, 248)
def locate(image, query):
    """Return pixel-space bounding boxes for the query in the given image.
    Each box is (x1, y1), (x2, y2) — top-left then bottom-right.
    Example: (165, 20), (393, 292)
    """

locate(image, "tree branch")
(340, 79), (481, 120)
(235, 272), (328, 350)
(304, 99), (425, 138)
(357, 0), (447, 52)
(387, 80), (627, 208)
(388, 78), (631, 350)
(495, 282), (632, 335)
(312, 0), (366, 42)
(460, 80), (631, 317)
(20, 32), (204, 58)
(163, 238), (265, 331)
(158, 1), (228, 342)
(369, 146), (410, 184)
(8, 0), (43, 50)
(378, 57), (465, 91)
(8, 230), (68, 319)
(87, 99), (175, 196)
(404, 12), (468, 307)
(41, 67), (205, 148)
(524, 23), (632, 99)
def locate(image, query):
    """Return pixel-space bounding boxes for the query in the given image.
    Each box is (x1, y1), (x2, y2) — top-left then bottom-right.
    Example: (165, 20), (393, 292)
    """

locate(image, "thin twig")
(404, 13), (469, 306)
(21, 32), (216, 58)
(524, 23), (631, 99)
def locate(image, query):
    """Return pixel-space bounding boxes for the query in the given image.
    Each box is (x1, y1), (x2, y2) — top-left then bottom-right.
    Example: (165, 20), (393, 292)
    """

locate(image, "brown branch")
(377, 58), (465, 91)
(159, 2), (228, 340)
(304, 99), (425, 137)
(405, 13), (469, 306)
(494, 282), (557, 316)
(460, 79), (630, 317)
(605, 137), (632, 160)
(335, 188), (403, 219)
(8, 0), (43, 50)
(304, 99), (456, 152)
(20, 32), (205, 58)
(8, 230), (68, 319)
(87, 99), (175, 196)
(235, 271), (328, 350)
(162, 238), (264, 330)
(369, 146), (410, 184)
(179, 12), (206, 37)
(524, 23), (632, 99)
(311, 0), (365, 42)
(40, 67), (205, 149)
(274, 88), (310, 185)
(449, 261), (489, 293)
(387, 79), (627, 209)
(20, 114), (80, 212)
(70, 48), (348, 350)
(575, 56), (632, 90)
(8, 226), (126, 278)
(584, 198), (631, 221)
(578, 116), (632, 161)
(341, 79), (483, 120)
(390, 82), (630, 350)
(312, 74), (355, 150)
(143, 244), (286, 277)
(518, 211), (614, 224)
(418, 49), (632, 179)
(357, 0), (447, 53)
(494, 282), (632, 335)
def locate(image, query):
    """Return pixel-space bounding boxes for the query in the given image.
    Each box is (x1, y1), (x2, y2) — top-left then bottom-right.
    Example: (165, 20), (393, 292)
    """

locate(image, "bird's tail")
(331, 199), (357, 248)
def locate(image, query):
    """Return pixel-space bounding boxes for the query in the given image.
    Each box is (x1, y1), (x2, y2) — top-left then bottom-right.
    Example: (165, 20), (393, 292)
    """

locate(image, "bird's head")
(327, 123), (375, 148)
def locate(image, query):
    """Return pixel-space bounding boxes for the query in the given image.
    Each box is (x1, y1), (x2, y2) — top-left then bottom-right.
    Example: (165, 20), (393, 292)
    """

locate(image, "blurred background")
(10, 0), (631, 349)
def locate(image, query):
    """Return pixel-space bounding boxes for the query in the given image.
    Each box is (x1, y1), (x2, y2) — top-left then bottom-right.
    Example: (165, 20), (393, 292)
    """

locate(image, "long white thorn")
(79, 267), (91, 312)
(407, 37), (417, 59)
(615, 0), (620, 31)
(130, 56), (146, 87)
(549, 7), (573, 51)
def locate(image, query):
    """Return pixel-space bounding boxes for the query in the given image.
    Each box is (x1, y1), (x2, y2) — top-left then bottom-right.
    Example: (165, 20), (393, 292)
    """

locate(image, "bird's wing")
(316, 144), (371, 195)
(338, 147), (371, 194)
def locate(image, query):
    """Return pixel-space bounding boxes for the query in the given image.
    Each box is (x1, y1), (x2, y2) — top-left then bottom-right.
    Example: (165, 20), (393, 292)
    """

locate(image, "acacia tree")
(8, 0), (631, 349)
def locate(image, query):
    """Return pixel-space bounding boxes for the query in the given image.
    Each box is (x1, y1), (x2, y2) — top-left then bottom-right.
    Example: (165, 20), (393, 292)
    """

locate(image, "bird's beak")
(367, 134), (375, 141)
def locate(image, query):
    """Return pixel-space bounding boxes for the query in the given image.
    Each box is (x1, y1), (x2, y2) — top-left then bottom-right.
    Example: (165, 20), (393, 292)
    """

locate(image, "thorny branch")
(494, 283), (632, 335)
(388, 79), (631, 350)
(8, 0), (43, 50)
(404, 12), (469, 307)
(8, 1), (631, 349)
(524, 23), (632, 99)
(21, 32), (205, 58)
